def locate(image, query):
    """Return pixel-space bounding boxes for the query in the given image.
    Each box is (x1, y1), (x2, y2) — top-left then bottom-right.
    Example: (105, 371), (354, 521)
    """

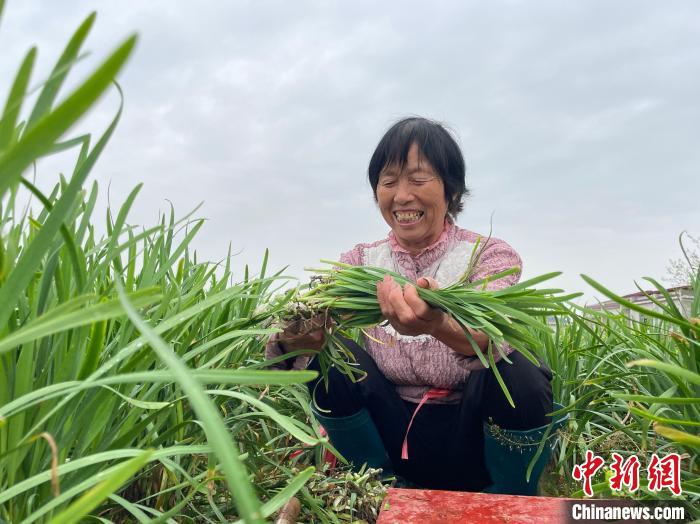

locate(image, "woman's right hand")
(277, 313), (329, 353)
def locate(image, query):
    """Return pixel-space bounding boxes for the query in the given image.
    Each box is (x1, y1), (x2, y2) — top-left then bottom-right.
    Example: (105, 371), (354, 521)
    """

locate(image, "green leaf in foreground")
(0, 288), (160, 355)
(25, 12), (96, 132)
(115, 280), (265, 524)
(653, 424), (700, 450)
(0, 78), (128, 329)
(0, 33), (137, 198)
(0, 46), (36, 151)
(627, 359), (700, 387)
(47, 450), (152, 524)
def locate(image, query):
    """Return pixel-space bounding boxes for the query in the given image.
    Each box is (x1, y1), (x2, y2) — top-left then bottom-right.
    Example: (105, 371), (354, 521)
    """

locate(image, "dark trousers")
(307, 339), (553, 491)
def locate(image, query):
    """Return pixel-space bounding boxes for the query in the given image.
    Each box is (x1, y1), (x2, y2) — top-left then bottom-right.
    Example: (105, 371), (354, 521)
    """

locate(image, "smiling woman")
(374, 143), (448, 254)
(267, 116), (555, 494)
(369, 118), (469, 257)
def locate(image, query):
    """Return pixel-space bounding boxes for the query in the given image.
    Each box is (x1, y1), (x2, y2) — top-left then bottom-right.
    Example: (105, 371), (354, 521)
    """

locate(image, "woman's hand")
(375, 275), (445, 337)
(277, 313), (329, 353)
(376, 275), (489, 355)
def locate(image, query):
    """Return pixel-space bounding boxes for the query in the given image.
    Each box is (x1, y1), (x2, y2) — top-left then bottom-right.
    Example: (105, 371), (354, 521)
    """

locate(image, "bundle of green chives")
(280, 260), (580, 407)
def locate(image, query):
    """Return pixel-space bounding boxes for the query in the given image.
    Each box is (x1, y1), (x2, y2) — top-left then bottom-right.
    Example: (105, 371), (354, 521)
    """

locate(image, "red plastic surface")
(377, 488), (570, 523)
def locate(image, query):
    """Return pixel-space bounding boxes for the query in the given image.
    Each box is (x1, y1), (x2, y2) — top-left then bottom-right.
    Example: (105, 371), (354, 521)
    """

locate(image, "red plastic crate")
(377, 488), (571, 523)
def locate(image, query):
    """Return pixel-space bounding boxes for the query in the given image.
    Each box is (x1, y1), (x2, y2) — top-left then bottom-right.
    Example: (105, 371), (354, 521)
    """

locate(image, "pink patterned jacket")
(265, 216), (523, 404)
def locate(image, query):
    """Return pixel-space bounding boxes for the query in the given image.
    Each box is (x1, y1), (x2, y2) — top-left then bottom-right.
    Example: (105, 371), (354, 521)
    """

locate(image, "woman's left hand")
(375, 275), (445, 337)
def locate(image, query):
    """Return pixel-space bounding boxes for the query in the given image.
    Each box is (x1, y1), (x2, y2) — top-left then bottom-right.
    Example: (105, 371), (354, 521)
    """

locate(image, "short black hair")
(368, 116), (469, 216)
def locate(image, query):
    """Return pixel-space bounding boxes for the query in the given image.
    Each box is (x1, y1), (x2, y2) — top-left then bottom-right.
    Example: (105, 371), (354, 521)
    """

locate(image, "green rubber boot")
(483, 402), (568, 496)
(312, 406), (394, 476)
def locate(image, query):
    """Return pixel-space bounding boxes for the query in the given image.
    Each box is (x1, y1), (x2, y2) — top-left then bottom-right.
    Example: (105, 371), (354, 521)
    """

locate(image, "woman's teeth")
(394, 211), (423, 223)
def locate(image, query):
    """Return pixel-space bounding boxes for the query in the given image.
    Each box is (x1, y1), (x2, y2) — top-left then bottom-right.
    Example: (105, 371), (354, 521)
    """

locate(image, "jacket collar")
(388, 216), (455, 265)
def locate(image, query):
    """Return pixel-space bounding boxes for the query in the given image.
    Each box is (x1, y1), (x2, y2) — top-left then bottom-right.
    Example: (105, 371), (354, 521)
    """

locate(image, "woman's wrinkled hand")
(375, 275), (445, 337)
(277, 313), (330, 353)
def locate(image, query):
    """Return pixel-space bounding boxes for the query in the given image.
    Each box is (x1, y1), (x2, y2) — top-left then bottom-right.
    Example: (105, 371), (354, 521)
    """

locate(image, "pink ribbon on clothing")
(401, 387), (452, 460)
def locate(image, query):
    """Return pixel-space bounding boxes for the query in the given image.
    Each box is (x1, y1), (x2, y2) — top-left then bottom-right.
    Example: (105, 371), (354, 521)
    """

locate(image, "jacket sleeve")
(468, 238), (523, 290)
(339, 244), (364, 266)
(263, 333), (311, 370)
(262, 246), (364, 370)
(454, 238), (523, 370)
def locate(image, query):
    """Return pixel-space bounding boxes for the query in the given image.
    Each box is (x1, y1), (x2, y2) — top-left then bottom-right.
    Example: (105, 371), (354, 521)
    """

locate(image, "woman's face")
(376, 143), (449, 254)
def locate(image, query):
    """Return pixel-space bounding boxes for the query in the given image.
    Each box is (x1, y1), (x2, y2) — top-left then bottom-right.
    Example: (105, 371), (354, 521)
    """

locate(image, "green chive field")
(1, 6), (697, 523)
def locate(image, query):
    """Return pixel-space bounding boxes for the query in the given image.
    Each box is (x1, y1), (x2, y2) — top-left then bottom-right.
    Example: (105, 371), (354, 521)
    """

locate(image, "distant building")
(586, 285), (694, 323)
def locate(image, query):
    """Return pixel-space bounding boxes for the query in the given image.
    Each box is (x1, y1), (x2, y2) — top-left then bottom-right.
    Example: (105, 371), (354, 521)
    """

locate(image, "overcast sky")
(2, 1), (699, 301)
